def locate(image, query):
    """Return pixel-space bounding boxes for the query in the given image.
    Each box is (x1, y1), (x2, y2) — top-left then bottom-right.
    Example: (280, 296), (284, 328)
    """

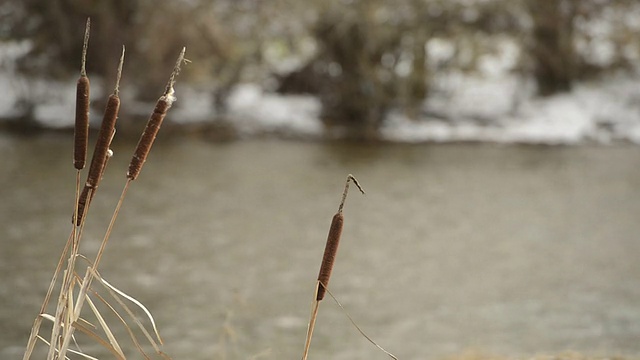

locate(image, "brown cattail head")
(126, 97), (171, 181)
(75, 148), (112, 225)
(73, 76), (90, 170)
(73, 18), (91, 170)
(316, 212), (344, 301)
(126, 47), (186, 181)
(74, 185), (92, 225)
(84, 48), (123, 188)
(86, 94), (119, 188)
(315, 174), (365, 301)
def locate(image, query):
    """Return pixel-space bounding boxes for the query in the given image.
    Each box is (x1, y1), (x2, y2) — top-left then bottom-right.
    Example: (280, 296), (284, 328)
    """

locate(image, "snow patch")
(227, 83), (322, 137)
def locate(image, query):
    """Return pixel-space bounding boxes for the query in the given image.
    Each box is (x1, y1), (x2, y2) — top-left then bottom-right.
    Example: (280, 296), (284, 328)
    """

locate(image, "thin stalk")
(24, 174), (93, 359)
(301, 286), (320, 360)
(23, 231), (73, 360)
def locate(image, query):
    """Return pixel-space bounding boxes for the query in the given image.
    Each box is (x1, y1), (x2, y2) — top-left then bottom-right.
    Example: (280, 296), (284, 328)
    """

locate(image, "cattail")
(316, 174), (365, 300)
(316, 212), (344, 300)
(127, 47), (186, 181)
(73, 18), (91, 170)
(74, 77), (90, 169)
(302, 174), (365, 360)
(74, 48), (124, 225)
(86, 95), (118, 188)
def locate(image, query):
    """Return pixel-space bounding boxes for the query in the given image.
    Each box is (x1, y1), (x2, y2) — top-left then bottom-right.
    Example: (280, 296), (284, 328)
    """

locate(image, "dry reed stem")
(73, 18), (90, 170)
(57, 180), (132, 359)
(22, 231), (75, 360)
(321, 283), (398, 359)
(301, 286), (321, 360)
(127, 47), (186, 181)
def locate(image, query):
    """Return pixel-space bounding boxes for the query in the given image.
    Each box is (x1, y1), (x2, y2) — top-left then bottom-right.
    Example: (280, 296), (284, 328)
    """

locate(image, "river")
(2, 133), (640, 359)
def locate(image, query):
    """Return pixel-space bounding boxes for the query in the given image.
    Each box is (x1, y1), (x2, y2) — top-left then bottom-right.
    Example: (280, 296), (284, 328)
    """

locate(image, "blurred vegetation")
(2, 0), (638, 138)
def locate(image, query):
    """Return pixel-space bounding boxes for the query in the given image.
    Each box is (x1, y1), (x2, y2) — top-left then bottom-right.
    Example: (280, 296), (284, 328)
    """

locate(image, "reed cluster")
(23, 18), (186, 360)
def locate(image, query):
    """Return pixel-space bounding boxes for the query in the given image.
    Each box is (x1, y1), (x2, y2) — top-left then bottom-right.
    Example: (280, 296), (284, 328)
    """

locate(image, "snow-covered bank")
(1, 42), (639, 144)
(198, 74), (640, 144)
(383, 73), (640, 144)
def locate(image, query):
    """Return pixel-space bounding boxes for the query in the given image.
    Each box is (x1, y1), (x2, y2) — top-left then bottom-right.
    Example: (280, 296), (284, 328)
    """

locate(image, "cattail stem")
(80, 18), (90, 77)
(57, 179), (132, 360)
(22, 230), (75, 360)
(127, 47), (186, 181)
(301, 299), (320, 360)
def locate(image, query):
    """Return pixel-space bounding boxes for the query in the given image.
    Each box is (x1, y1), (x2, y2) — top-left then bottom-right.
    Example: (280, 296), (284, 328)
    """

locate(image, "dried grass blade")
(91, 290), (153, 360)
(322, 283), (398, 360)
(84, 295), (125, 358)
(89, 270), (171, 359)
(23, 232), (74, 360)
(40, 314), (55, 323)
(36, 335), (96, 360)
(99, 286), (164, 356)
(70, 321), (124, 360)
(94, 271), (164, 345)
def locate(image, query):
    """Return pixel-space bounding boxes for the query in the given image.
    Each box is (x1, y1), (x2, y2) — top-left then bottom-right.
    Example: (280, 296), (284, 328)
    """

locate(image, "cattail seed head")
(316, 212), (344, 301)
(74, 185), (92, 225)
(73, 76), (90, 170)
(126, 97), (171, 180)
(126, 47), (185, 181)
(86, 94), (119, 188)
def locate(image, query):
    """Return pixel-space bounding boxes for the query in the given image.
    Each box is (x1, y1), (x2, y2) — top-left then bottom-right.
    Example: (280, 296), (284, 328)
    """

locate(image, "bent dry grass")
(23, 19), (187, 360)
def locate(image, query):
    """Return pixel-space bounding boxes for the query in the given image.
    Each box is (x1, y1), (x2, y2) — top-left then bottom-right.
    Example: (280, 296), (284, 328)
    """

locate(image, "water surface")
(2, 134), (640, 359)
